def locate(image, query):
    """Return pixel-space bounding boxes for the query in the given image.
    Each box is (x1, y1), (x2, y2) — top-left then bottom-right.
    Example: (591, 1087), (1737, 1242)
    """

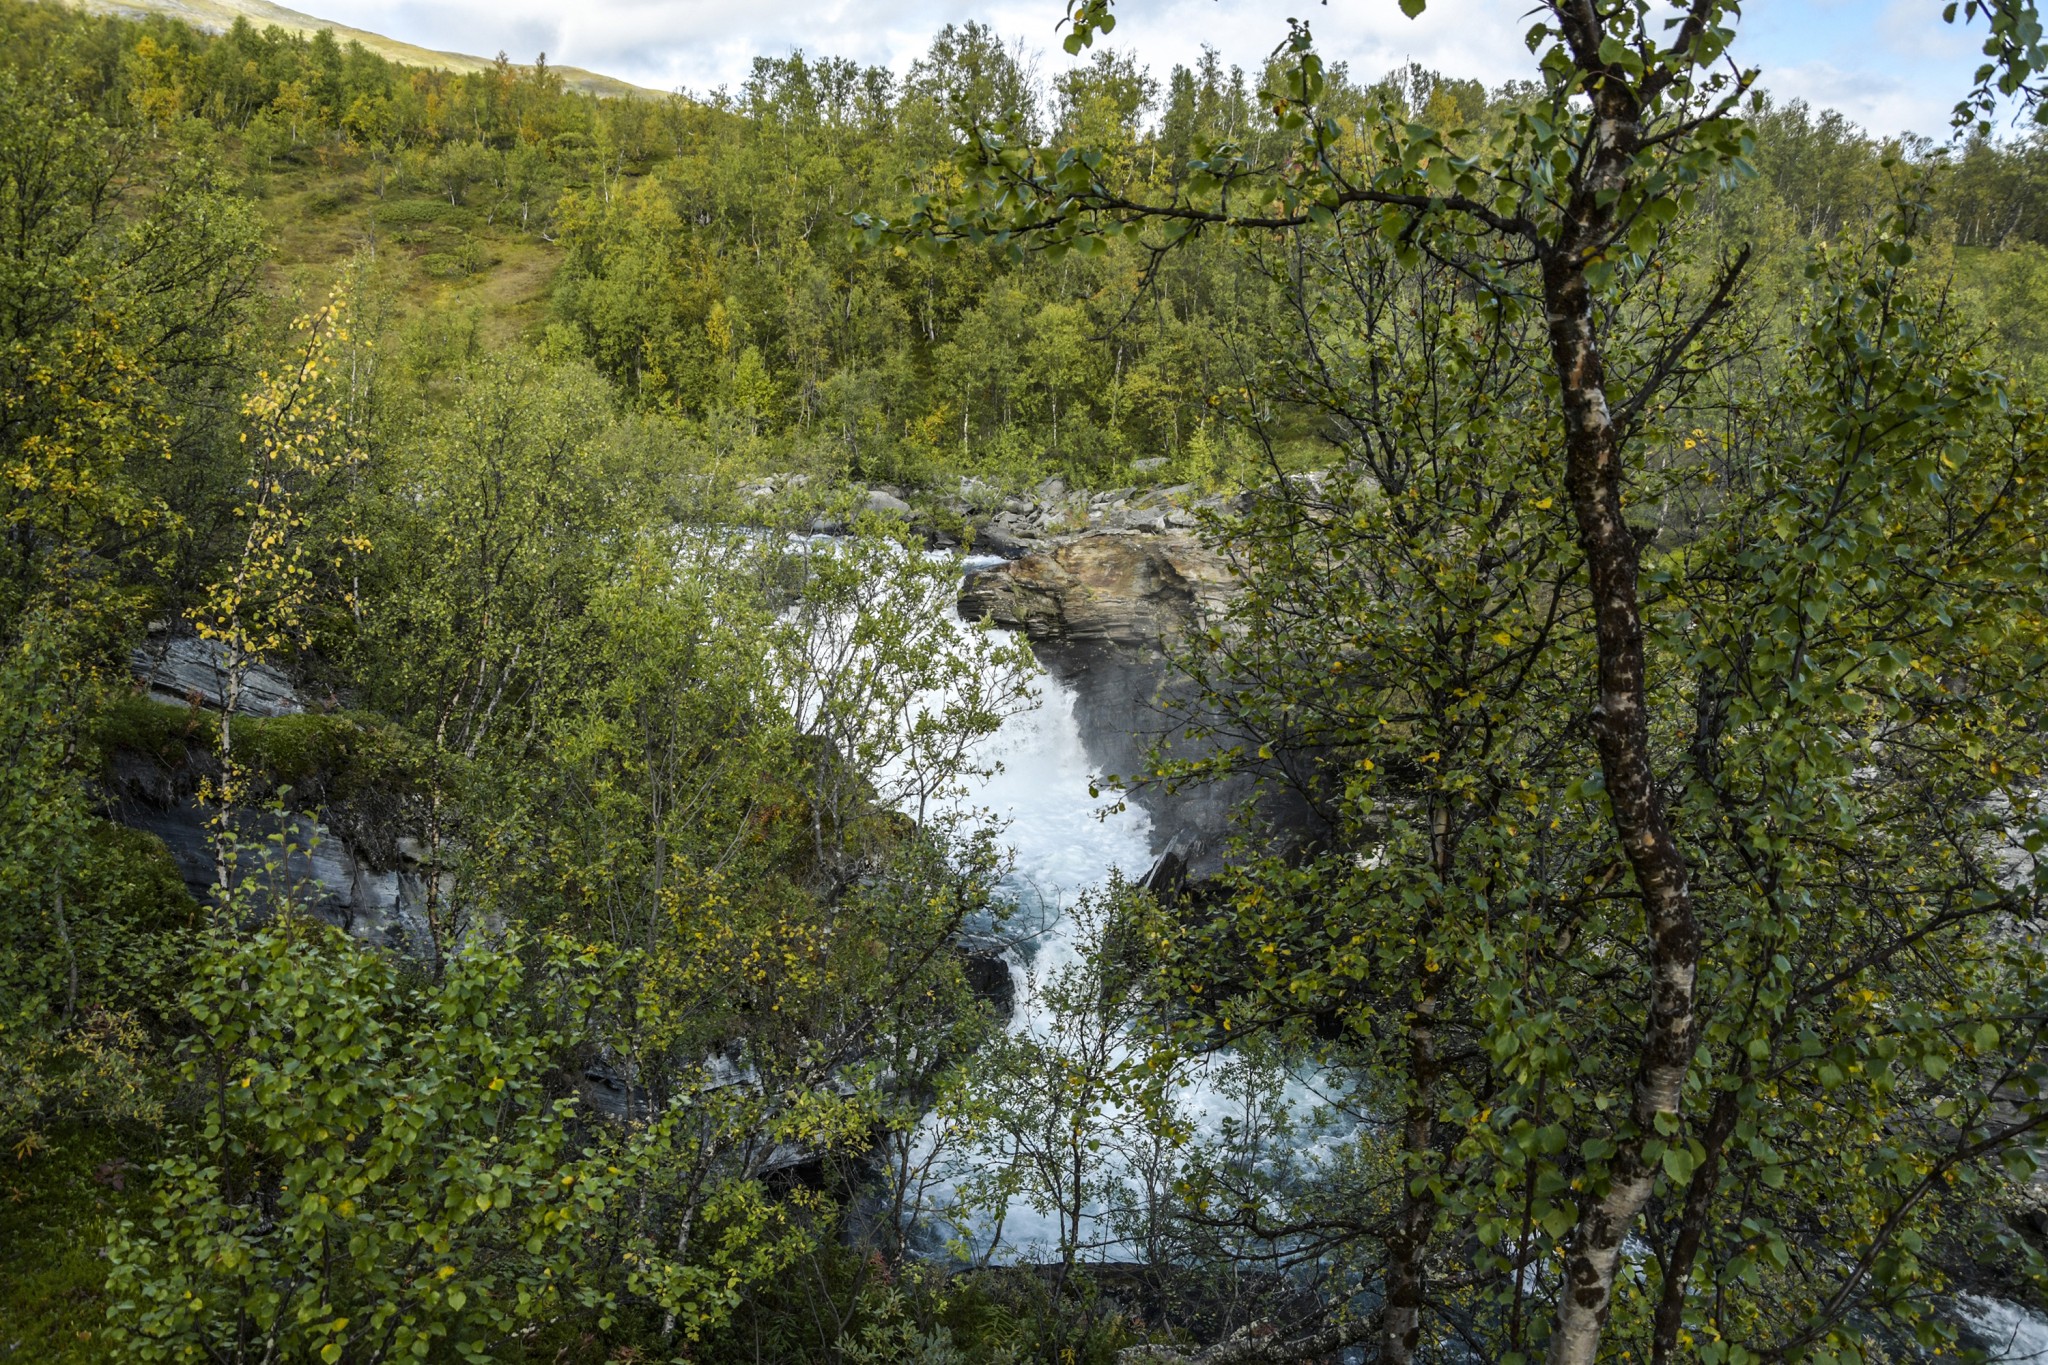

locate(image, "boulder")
(973, 524), (1035, 559)
(864, 487), (912, 517)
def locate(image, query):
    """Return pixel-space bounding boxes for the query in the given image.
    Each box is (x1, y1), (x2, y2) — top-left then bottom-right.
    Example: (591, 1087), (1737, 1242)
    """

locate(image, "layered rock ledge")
(955, 528), (1305, 879)
(956, 529), (1235, 655)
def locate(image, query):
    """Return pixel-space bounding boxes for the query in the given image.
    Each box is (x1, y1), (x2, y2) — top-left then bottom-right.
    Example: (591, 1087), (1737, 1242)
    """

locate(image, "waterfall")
(1962, 1296), (2048, 1362)
(949, 647), (1154, 979)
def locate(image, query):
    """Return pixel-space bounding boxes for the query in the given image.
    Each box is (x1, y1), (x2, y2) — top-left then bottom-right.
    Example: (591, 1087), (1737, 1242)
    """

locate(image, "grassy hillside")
(52, 0), (663, 96)
(254, 163), (567, 350)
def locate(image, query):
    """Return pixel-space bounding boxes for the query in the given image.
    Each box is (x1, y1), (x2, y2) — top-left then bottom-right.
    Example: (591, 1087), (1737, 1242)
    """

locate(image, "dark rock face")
(114, 640), (438, 957)
(971, 524), (1034, 559)
(959, 530), (1312, 877)
(108, 753), (440, 957)
(961, 946), (1019, 1020)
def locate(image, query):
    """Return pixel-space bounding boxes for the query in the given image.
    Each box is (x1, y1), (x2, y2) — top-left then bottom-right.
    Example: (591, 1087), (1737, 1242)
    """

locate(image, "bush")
(105, 926), (617, 1365)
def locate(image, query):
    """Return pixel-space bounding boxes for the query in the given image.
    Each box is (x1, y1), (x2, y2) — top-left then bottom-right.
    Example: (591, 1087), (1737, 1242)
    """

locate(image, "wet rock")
(1138, 832), (1192, 900)
(962, 947), (1018, 1020)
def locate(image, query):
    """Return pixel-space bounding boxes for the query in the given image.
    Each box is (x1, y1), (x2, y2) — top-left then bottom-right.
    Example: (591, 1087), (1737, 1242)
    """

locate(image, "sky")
(308, 0), (2000, 139)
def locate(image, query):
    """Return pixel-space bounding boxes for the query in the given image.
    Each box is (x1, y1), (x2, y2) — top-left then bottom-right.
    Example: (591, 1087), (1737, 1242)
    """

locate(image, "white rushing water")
(924, 601), (1357, 1263)
(951, 651), (1156, 966)
(1962, 1296), (2048, 1362)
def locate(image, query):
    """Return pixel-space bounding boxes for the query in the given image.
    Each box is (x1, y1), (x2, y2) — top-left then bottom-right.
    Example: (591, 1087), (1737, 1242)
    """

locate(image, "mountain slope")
(55, 0), (664, 97)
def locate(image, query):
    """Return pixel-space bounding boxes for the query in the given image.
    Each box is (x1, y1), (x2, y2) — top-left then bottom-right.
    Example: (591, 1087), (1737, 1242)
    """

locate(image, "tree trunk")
(53, 879), (76, 1024)
(1379, 987), (1436, 1364)
(1381, 802), (1451, 1364)
(1539, 240), (1700, 1365)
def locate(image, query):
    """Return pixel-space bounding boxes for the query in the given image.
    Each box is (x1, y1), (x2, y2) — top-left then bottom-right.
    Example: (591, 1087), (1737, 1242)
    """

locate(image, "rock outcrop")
(958, 528), (1312, 877)
(960, 477), (1237, 557)
(957, 530), (1234, 652)
(736, 473), (1241, 558)
(131, 634), (302, 717)
(114, 636), (438, 957)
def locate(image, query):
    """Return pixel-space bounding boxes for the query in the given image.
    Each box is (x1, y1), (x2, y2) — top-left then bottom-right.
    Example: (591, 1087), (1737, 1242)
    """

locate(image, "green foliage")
(950, 878), (1174, 1270)
(0, 625), (196, 1158)
(1131, 215), (2048, 1361)
(104, 925), (617, 1364)
(12, 0), (2048, 1361)
(0, 40), (258, 631)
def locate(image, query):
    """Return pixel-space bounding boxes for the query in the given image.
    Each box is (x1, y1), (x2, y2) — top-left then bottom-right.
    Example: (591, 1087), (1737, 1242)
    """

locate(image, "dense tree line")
(16, 0), (2048, 487)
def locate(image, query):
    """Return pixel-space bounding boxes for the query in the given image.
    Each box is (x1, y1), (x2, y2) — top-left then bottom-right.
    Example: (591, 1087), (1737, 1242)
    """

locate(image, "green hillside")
(54, 0), (662, 95)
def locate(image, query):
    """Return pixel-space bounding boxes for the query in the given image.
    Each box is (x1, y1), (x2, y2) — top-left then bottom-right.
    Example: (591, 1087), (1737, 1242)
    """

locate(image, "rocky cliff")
(956, 529), (1235, 654)
(111, 634), (439, 957)
(958, 529), (1311, 878)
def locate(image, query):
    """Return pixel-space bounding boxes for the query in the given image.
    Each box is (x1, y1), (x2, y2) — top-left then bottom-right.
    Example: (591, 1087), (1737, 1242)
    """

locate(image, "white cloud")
(301, 0), (1988, 138)
(1760, 59), (1954, 138)
(307, 0), (1539, 99)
